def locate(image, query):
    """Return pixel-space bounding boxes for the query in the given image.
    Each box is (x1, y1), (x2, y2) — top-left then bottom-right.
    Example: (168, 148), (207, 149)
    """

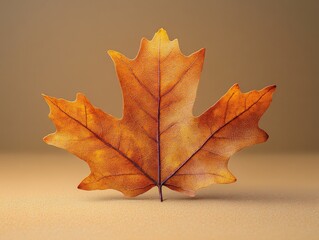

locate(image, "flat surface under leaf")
(1, 152), (318, 239)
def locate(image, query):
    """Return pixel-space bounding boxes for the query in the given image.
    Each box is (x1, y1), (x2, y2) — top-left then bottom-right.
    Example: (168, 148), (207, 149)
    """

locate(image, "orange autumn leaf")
(43, 28), (276, 201)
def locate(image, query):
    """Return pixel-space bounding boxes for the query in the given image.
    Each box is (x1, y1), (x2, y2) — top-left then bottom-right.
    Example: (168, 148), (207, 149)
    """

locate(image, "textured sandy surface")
(1, 152), (318, 239)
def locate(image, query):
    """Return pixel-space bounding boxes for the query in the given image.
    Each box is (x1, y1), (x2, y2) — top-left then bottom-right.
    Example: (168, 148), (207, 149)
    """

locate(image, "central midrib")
(156, 35), (163, 201)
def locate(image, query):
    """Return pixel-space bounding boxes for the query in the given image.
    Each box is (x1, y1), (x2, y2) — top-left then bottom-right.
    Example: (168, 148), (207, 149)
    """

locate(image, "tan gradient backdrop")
(0, 0), (318, 153)
(1, 2), (319, 239)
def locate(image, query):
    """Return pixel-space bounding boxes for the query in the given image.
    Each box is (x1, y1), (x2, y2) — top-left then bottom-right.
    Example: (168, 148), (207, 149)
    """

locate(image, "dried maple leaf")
(43, 28), (276, 201)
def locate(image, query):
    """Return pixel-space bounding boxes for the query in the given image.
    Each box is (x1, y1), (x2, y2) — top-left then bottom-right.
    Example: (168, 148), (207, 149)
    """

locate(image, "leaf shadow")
(84, 191), (319, 204)
(83, 194), (160, 202)
(173, 191), (319, 204)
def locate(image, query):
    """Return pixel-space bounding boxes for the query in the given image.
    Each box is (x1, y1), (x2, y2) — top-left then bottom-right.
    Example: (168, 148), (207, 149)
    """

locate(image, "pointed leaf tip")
(264, 85), (277, 94)
(107, 50), (119, 57)
(230, 83), (240, 91)
(42, 94), (53, 105)
(153, 28), (169, 40)
(157, 27), (166, 33)
(43, 136), (48, 143)
(76, 92), (86, 100)
(107, 50), (126, 63)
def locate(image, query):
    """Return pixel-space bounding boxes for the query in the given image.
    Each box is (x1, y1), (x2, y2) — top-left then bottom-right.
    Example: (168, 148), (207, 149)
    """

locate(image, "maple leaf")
(43, 28), (276, 201)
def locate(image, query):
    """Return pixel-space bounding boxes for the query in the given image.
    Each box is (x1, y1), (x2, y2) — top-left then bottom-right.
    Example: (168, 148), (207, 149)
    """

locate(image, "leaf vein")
(118, 57), (157, 101)
(47, 98), (157, 185)
(162, 53), (201, 97)
(162, 87), (274, 184)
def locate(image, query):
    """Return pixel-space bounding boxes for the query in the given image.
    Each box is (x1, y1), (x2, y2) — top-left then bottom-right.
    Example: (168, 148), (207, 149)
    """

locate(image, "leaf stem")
(158, 184), (163, 202)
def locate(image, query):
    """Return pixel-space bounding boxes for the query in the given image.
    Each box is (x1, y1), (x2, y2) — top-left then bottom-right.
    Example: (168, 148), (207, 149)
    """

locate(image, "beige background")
(0, 0), (318, 153)
(0, 0), (318, 239)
